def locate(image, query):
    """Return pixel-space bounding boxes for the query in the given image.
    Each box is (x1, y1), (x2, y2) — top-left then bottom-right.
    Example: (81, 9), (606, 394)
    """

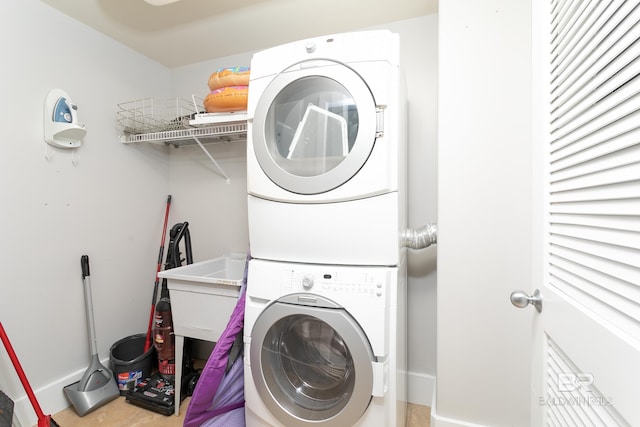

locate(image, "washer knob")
(302, 275), (314, 290)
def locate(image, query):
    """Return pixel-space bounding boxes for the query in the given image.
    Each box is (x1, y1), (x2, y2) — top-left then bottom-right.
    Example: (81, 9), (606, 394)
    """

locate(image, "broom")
(0, 322), (60, 427)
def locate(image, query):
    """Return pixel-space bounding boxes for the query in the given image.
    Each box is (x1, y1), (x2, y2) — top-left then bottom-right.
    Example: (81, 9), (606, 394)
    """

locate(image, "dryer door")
(252, 60), (378, 195)
(250, 294), (376, 427)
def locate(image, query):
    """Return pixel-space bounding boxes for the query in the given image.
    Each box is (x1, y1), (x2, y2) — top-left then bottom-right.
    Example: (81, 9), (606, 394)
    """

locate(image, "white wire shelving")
(117, 97), (247, 182)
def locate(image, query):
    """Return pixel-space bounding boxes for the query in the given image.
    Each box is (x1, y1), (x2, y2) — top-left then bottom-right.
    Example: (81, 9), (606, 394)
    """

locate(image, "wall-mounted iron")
(44, 88), (86, 148)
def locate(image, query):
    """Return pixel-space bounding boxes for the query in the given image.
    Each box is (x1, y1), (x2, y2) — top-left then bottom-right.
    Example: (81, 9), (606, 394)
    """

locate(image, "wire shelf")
(117, 97), (202, 134)
(117, 97), (247, 181)
(120, 122), (247, 144)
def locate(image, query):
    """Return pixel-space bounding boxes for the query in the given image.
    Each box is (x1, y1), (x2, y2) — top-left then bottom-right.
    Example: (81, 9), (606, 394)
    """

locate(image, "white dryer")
(243, 258), (407, 427)
(246, 30), (407, 266)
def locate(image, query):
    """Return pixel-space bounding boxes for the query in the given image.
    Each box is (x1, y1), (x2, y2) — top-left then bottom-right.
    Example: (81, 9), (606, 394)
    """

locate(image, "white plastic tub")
(157, 252), (246, 341)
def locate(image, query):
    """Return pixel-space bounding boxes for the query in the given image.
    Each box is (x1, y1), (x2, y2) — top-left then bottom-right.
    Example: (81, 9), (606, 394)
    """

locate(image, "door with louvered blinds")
(532, 1), (640, 425)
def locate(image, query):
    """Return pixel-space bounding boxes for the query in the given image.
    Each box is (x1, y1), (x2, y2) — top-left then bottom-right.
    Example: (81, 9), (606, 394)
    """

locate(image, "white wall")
(168, 50), (253, 262)
(168, 14), (438, 405)
(435, 1), (532, 426)
(0, 1), (172, 425)
(0, 3), (437, 425)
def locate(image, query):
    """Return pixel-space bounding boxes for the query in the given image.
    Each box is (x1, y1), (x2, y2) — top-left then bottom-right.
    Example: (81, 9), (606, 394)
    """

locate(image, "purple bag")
(183, 256), (248, 427)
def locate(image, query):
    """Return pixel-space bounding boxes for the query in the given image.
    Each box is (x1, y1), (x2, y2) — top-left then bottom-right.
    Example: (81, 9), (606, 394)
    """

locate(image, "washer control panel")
(247, 259), (395, 309)
(280, 267), (386, 300)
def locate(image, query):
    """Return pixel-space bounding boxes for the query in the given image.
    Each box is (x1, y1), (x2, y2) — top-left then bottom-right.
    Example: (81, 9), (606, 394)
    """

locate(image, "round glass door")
(250, 297), (374, 427)
(252, 60), (377, 194)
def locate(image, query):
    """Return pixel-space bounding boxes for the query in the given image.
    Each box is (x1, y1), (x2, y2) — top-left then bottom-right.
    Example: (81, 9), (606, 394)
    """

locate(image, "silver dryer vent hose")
(401, 223), (438, 249)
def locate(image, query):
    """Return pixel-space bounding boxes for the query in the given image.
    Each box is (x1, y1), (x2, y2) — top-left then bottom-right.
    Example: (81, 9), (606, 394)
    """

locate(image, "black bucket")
(110, 333), (155, 395)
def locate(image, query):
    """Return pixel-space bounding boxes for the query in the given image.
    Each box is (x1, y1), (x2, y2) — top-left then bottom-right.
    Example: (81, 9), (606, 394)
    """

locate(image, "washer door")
(252, 60), (378, 195)
(250, 294), (375, 427)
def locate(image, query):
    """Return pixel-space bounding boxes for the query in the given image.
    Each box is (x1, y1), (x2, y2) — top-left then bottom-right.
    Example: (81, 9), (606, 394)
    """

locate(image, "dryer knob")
(305, 41), (316, 53)
(302, 275), (314, 290)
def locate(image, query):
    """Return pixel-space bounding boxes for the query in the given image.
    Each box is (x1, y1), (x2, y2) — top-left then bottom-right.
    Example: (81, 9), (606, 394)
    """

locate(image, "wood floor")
(51, 396), (431, 427)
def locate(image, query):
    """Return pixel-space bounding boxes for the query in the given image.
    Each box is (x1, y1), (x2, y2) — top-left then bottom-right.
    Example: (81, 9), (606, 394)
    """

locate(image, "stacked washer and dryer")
(244, 30), (408, 427)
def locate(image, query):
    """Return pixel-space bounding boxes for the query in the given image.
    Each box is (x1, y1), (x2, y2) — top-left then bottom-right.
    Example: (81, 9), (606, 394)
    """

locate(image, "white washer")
(243, 258), (407, 427)
(247, 30), (407, 266)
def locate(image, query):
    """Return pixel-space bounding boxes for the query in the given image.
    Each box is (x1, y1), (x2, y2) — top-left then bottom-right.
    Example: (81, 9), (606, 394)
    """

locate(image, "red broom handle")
(0, 322), (47, 421)
(144, 195), (172, 352)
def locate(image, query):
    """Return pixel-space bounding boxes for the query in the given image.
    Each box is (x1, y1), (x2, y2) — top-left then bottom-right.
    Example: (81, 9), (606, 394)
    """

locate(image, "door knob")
(510, 289), (542, 313)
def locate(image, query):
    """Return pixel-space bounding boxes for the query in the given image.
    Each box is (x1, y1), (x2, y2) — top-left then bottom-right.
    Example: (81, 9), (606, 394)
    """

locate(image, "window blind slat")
(551, 161), (640, 192)
(550, 245), (640, 302)
(551, 0), (573, 39)
(551, 71), (640, 152)
(552, 213), (640, 232)
(551, 0), (592, 64)
(551, 1), (635, 104)
(550, 101), (640, 160)
(550, 180), (640, 203)
(550, 116), (640, 174)
(550, 223), (640, 250)
(549, 198), (640, 216)
(549, 233), (639, 273)
(551, 0), (615, 92)
(552, 40), (640, 134)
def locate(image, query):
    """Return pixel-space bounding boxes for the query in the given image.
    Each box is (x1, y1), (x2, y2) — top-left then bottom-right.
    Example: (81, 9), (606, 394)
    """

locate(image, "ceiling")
(41, 0), (437, 68)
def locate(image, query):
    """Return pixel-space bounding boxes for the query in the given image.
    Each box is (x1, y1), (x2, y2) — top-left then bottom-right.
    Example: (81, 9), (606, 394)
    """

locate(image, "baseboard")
(11, 357), (110, 427)
(408, 371), (434, 406)
(431, 380), (488, 427)
(15, 364), (435, 425)
(431, 407), (488, 427)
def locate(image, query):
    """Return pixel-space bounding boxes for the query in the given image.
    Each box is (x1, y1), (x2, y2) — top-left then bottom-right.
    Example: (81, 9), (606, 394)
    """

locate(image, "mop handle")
(0, 322), (46, 421)
(81, 255), (99, 356)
